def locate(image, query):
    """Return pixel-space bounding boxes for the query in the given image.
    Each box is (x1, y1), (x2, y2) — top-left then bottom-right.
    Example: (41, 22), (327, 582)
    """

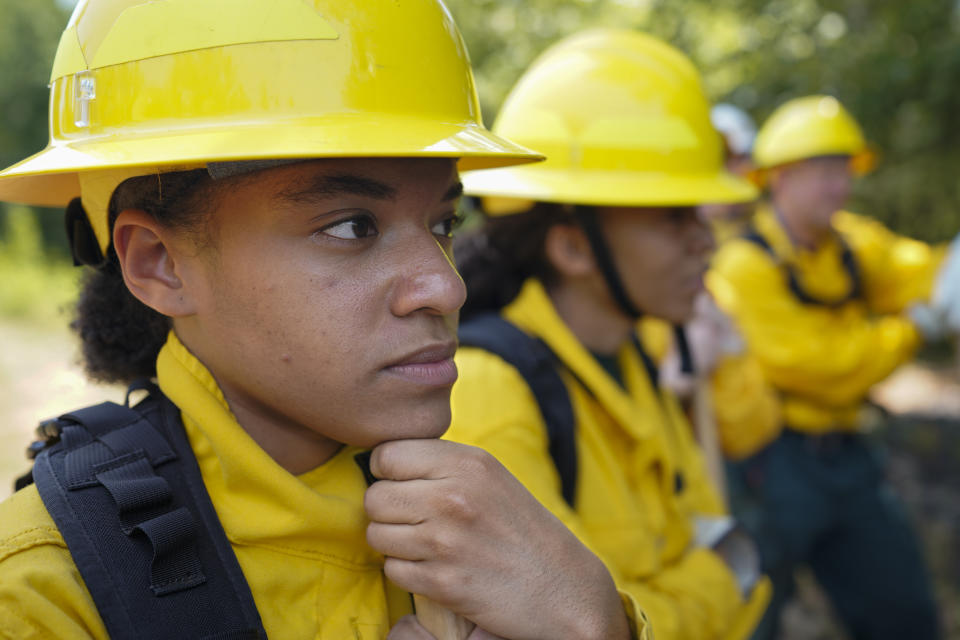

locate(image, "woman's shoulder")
(0, 484), (64, 558)
(0, 485), (106, 639)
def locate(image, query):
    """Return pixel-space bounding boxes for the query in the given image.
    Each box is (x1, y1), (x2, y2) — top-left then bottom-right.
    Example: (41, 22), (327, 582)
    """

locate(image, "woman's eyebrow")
(442, 181), (464, 202)
(277, 174), (398, 204)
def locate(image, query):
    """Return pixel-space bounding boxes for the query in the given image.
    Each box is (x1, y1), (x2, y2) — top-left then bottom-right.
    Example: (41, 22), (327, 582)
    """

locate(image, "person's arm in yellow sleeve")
(835, 212), (946, 314)
(708, 243), (920, 408)
(710, 353), (782, 460)
(448, 349), (745, 640)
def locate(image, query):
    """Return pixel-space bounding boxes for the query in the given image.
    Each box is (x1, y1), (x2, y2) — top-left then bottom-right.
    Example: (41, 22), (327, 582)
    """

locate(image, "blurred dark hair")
(455, 201), (573, 321)
(71, 169), (217, 384)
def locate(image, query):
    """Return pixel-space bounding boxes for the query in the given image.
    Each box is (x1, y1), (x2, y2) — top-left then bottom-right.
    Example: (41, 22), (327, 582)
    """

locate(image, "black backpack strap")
(32, 384), (267, 640)
(742, 227), (862, 308)
(459, 314), (578, 507)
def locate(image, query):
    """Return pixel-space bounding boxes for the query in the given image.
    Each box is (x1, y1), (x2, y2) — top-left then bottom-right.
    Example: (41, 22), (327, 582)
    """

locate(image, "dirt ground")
(1, 317), (957, 637)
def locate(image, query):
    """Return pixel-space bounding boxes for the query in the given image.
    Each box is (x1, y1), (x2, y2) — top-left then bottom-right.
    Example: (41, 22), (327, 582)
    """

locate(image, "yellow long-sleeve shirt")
(708, 207), (944, 438)
(448, 279), (769, 640)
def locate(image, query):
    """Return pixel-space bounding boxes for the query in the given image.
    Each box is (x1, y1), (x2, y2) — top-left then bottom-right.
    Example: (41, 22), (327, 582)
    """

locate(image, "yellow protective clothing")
(710, 353), (783, 460)
(752, 95), (875, 174)
(0, 0), (540, 253)
(708, 206), (944, 439)
(447, 279), (770, 640)
(0, 332), (412, 639)
(463, 28), (756, 214)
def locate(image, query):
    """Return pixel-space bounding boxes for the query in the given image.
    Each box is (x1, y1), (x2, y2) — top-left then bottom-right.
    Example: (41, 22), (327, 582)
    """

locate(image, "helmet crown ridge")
(752, 95), (871, 170)
(463, 28), (758, 213)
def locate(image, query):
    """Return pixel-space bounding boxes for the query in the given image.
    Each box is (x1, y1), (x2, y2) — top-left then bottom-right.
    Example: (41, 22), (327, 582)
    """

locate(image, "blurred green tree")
(0, 0), (70, 254)
(446, 0), (960, 242)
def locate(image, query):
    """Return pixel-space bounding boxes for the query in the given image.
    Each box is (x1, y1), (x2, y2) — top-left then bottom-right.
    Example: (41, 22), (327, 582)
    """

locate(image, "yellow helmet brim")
(465, 165), (758, 215)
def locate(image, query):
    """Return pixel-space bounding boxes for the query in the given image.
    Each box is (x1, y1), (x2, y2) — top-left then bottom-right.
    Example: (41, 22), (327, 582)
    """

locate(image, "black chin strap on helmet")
(571, 206), (696, 377)
(65, 197), (108, 269)
(572, 206), (642, 320)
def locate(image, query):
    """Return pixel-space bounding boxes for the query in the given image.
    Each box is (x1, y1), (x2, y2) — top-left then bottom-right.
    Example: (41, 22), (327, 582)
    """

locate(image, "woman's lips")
(383, 343), (459, 387)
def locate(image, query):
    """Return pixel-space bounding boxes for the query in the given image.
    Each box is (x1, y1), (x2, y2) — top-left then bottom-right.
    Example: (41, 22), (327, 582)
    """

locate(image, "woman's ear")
(544, 223), (596, 278)
(113, 209), (197, 317)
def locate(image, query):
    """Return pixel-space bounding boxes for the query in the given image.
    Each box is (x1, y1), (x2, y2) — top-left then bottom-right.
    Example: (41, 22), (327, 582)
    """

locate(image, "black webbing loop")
(573, 207), (643, 319)
(95, 453), (175, 533)
(135, 507), (205, 595)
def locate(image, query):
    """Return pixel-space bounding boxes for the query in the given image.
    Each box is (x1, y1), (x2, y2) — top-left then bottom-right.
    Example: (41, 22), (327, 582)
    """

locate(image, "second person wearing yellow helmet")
(445, 30), (771, 640)
(708, 95), (945, 639)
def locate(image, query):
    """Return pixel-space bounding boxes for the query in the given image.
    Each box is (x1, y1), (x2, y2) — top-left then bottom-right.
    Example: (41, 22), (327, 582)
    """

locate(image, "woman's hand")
(365, 439), (631, 640)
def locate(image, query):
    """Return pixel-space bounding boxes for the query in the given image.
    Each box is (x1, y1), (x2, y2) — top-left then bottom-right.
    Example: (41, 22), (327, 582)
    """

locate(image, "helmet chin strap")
(571, 206), (695, 376)
(65, 198), (108, 270)
(572, 206), (642, 320)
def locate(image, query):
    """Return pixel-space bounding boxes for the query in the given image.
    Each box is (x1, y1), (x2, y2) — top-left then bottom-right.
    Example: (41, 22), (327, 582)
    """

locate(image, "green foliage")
(0, 0), (68, 170)
(0, 0), (73, 254)
(445, 0), (960, 242)
(0, 206), (78, 324)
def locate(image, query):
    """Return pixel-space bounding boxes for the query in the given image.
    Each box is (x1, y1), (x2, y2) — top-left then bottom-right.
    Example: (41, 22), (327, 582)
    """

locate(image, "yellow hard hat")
(464, 28), (757, 215)
(752, 95), (876, 173)
(0, 0), (541, 253)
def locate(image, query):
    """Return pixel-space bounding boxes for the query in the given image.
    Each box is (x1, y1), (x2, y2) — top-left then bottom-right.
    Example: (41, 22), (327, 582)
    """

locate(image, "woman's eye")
(321, 215), (378, 240)
(431, 213), (464, 238)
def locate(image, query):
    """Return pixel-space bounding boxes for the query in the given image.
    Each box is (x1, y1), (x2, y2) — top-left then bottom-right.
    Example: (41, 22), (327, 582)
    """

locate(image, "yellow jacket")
(0, 332), (412, 639)
(708, 207), (943, 438)
(447, 279), (769, 640)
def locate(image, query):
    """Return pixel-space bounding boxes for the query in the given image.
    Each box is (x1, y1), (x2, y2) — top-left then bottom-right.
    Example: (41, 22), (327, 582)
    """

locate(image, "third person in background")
(700, 103), (760, 244)
(446, 29), (772, 640)
(708, 94), (946, 639)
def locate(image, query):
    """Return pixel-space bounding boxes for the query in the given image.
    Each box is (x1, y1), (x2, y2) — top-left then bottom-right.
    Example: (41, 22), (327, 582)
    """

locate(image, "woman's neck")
(772, 199), (830, 251)
(547, 278), (632, 356)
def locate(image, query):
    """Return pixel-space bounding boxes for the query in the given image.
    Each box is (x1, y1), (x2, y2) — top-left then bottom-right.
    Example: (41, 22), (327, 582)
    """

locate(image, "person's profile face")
(775, 155), (853, 232)
(174, 157), (466, 456)
(596, 206), (714, 324)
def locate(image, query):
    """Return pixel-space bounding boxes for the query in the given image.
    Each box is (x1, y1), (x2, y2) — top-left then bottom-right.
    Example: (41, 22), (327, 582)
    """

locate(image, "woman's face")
(597, 206), (714, 324)
(772, 155), (853, 241)
(172, 158), (466, 468)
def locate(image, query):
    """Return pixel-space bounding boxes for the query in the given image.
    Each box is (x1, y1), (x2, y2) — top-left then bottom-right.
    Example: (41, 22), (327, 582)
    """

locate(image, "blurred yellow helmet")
(464, 28), (757, 215)
(0, 0), (540, 252)
(753, 95), (875, 173)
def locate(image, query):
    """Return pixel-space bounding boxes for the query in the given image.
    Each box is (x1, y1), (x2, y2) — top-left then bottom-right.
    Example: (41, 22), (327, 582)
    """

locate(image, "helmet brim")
(0, 115), (543, 208)
(464, 165), (758, 214)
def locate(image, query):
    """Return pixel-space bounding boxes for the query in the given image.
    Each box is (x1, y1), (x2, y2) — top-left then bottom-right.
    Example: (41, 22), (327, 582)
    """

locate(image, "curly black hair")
(455, 202), (572, 321)
(71, 169), (218, 383)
